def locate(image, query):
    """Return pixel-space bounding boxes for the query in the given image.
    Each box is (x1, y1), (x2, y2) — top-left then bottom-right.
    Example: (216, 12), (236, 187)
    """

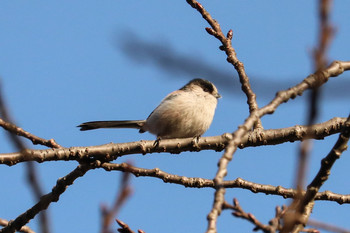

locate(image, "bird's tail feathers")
(77, 120), (146, 131)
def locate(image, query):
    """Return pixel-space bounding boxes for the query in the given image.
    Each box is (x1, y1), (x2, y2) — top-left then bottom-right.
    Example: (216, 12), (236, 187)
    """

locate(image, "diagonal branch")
(186, 0), (262, 129)
(0, 219), (34, 233)
(292, 1), (336, 230)
(286, 1), (337, 232)
(223, 198), (275, 233)
(115, 219), (135, 233)
(0, 163), (92, 233)
(115, 219), (146, 233)
(284, 114), (350, 232)
(0, 82), (52, 233)
(185, 1), (350, 232)
(208, 60), (350, 232)
(0, 118), (62, 149)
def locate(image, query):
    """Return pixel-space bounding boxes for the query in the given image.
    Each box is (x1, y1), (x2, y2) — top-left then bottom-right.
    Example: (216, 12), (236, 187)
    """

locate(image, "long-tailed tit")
(78, 79), (221, 139)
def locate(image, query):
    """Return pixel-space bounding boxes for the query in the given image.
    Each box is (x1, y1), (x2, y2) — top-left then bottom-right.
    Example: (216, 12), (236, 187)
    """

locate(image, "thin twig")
(286, 1), (336, 232)
(102, 166), (133, 233)
(295, 0), (335, 192)
(307, 218), (350, 233)
(186, 0), (262, 129)
(268, 205), (287, 232)
(0, 118), (62, 148)
(313, 0), (334, 71)
(223, 200), (319, 233)
(223, 198), (274, 233)
(115, 219), (135, 233)
(115, 219), (145, 233)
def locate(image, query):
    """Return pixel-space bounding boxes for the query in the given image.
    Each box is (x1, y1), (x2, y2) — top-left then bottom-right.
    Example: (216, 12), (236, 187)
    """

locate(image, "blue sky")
(0, 1), (349, 232)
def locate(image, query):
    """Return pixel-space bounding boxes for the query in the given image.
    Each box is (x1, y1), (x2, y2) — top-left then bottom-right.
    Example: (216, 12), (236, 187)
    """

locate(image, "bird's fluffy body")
(78, 79), (220, 139)
(142, 82), (218, 138)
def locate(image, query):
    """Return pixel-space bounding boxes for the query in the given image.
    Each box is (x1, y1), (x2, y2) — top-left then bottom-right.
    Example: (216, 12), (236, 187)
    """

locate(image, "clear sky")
(0, 1), (349, 232)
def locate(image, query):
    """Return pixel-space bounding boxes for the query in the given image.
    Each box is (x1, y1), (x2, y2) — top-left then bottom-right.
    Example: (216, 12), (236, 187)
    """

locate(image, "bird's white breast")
(143, 89), (218, 139)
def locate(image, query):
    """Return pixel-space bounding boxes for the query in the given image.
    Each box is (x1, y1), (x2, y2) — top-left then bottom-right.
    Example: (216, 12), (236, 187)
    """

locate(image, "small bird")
(78, 78), (221, 139)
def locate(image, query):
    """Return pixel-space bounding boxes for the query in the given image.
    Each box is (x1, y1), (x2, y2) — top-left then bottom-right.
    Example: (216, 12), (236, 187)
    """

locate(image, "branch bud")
(232, 212), (242, 217)
(248, 213), (255, 220)
(227, 29), (233, 40)
(205, 27), (216, 36)
(196, 2), (204, 11)
(116, 219), (126, 227)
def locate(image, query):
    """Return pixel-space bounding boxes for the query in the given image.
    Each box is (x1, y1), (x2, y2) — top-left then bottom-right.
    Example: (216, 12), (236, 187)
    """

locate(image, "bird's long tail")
(77, 120), (146, 131)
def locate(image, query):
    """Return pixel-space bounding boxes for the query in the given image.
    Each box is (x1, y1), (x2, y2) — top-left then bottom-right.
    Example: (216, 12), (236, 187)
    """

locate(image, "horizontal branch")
(0, 117), (346, 166)
(95, 162), (350, 204)
(241, 117), (346, 148)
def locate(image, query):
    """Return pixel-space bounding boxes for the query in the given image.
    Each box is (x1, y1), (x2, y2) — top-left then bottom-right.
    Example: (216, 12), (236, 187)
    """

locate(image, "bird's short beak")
(216, 93), (222, 99)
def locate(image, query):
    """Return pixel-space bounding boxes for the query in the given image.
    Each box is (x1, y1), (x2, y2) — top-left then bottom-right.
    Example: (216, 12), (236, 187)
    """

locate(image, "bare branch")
(258, 61), (350, 118)
(223, 200), (320, 233)
(208, 60), (350, 233)
(269, 205), (287, 232)
(102, 166), (133, 233)
(0, 118), (62, 149)
(241, 117), (346, 148)
(299, 114), (350, 216)
(0, 82), (53, 233)
(0, 2), (347, 232)
(188, 2), (348, 231)
(115, 219), (135, 233)
(290, 1), (336, 232)
(313, 0), (335, 71)
(0, 163), (92, 233)
(223, 198), (275, 233)
(186, 0), (262, 129)
(115, 219), (145, 233)
(282, 115), (350, 232)
(92, 162), (350, 204)
(0, 117), (347, 166)
(0, 219), (34, 233)
(307, 218), (350, 233)
(26, 162), (51, 233)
